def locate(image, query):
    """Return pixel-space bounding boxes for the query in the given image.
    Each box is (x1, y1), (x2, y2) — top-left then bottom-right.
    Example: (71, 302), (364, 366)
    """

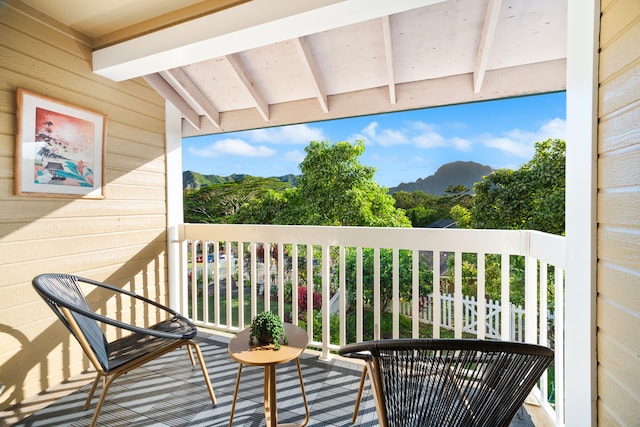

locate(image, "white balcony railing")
(179, 223), (565, 425)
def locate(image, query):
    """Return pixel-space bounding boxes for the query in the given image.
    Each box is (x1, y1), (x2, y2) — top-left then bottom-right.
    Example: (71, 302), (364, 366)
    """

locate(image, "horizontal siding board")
(598, 263), (640, 312)
(0, 229), (168, 272)
(598, 148), (640, 188)
(597, 333), (640, 397)
(0, 199), (166, 221)
(598, 227), (640, 271)
(597, 335), (640, 426)
(598, 101), (640, 153)
(600, 0), (640, 48)
(0, 0), (92, 49)
(0, 23), (92, 72)
(107, 125), (166, 157)
(0, 87), (16, 114)
(0, 239), (167, 286)
(598, 367), (640, 426)
(598, 191), (640, 229)
(94, 183), (167, 201)
(597, 299), (640, 357)
(0, 60), (164, 134)
(108, 152), (166, 175)
(599, 59), (640, 116)
(600, 15), (640, 82)
(0, 229), (166, 266)
(105, 169), (167, 188)
(0, 156), (13, 181)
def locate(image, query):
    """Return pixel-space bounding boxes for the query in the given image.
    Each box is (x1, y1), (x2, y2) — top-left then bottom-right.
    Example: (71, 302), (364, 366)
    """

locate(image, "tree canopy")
(186, 140), (410, 228)
(468, 138), (565, 235)
(293, 140), (410, 227)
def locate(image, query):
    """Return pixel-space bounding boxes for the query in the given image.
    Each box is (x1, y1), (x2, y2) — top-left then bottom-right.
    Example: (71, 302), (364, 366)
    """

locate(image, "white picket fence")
(401, 294), (554, 342)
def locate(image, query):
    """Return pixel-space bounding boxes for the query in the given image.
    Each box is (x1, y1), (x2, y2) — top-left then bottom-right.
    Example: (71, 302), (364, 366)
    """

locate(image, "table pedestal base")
(229, 359), (309, 427)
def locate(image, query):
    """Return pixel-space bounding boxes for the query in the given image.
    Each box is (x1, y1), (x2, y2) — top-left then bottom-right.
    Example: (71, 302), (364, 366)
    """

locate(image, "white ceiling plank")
(293, 37), (328, 113)
(473, 0), (502, 93)
(143, 74), (201, 130)
(184, 59), (566, 137)
(381, 16), (396, 104)
(92, 0), (445, 81)
(224, 54), (270, 121)
(161, 69), (221, 128)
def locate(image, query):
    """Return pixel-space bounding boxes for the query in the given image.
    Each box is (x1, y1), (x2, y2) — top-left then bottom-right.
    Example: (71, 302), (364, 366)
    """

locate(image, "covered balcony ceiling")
(21, 0), (567, 137)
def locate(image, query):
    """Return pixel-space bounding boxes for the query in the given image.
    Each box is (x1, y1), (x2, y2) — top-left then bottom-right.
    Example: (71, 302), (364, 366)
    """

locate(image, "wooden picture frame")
(15, 88), (106, 198)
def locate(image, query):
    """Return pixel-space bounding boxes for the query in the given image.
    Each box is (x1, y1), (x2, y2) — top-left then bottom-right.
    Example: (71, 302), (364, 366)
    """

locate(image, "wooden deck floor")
(3, 330), (537, 426)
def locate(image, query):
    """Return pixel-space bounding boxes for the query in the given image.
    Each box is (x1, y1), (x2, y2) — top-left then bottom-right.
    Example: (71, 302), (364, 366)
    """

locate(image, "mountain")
(183, 171), (298, 190)
(388, 161), (493, 195)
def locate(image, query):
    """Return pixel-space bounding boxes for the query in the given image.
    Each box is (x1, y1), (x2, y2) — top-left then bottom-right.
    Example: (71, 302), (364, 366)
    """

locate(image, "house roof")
(20, 0), (567, 137)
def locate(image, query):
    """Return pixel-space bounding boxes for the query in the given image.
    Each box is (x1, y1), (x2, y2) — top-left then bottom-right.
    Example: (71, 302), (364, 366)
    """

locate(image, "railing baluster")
(306, 244), (313, 340)
(411, 249), (419, 338)
(321, 245), (330, 358)
(454, 251), (463, 338)
(339, 246), (346, 346)
(292, 244), (299, 325)
(237, 242), (245, 329)
(433, 250), (441, 338)
(392, 248), (400, 338)
(373, 247), (380, 340)
(477, 252), (486, 339)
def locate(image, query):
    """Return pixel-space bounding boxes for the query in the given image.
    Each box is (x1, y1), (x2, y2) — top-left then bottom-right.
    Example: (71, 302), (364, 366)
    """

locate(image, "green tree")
(471, 138), (565, 235)
(293, 140), (411, 227)
(343, 248), (433, 312)
(184, 176), (290, 223)
(392, 188), (471, 228)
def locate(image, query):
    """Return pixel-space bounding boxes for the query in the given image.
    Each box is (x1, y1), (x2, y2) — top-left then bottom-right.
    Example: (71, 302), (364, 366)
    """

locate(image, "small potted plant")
(249, 311), (288, 350)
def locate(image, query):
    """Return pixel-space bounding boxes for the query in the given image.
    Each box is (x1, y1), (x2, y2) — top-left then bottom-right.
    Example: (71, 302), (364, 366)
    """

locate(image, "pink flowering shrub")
(297, 286), (322, 312)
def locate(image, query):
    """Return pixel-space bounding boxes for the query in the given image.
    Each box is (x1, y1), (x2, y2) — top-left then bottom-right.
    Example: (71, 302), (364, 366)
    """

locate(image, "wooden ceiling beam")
(160, 68), (221, 128)
(381, 16), (396, 104)
(293, 37), (328, 113)
(144, 73), (201, 130)
(473, 0), (502, 93)
(224, 54), (270, 121)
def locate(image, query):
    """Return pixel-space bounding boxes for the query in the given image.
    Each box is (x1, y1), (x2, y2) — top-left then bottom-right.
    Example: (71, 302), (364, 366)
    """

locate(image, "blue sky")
(182, 92), (566, 188)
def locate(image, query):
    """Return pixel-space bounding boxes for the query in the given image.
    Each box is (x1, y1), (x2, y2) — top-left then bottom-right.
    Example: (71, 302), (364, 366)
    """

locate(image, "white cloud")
(377, 128), (410, 146)
(358, 122), (410, 146)
(283, 150), (305, 164)
(413, 130), (446, 148)
(354, 119), (471, 151)
(187, 138), (276, 158)
(450, 137), (472, 151)
(246, 124), (326, 144)
(362, 122), (378, 140)
(539, 118), (566, 139)
(482, 118), (566, 158)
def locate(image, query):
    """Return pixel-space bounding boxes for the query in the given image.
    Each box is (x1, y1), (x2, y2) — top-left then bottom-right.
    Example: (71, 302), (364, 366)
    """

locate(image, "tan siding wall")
(598, 0), (640, 424)
(0, 2), (169, 409)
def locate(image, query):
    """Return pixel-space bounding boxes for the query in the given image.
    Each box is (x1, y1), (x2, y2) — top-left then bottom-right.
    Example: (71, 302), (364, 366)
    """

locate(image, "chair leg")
(352, 364), (368, 423)
(89, 374), (119, 427)
(186, 344), (196, 366)
(84, 373), (103, 409)
(190, 341), (217, 405)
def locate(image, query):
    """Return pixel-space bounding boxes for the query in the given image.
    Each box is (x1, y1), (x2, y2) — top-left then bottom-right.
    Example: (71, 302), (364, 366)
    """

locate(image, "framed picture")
(15, 88), (106, 198)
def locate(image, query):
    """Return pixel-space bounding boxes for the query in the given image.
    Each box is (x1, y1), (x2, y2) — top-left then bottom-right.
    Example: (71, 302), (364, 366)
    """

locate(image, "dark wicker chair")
(32, 273), (216, 427)
(339, 338), (553, 427)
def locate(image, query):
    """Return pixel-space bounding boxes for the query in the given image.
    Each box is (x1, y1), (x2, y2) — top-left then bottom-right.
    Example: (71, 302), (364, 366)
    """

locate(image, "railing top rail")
(180, 223), (565, 263)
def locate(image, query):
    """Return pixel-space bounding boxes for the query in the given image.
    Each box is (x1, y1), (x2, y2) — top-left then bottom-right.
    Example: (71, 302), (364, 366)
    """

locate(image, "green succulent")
(249, 311), (288, 350)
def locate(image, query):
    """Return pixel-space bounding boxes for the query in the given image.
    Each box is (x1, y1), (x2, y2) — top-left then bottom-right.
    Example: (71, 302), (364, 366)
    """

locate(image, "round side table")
(228, 322), (309, 427)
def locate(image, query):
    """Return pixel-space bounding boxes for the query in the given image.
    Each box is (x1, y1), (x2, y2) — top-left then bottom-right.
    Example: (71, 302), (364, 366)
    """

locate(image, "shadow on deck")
(2, 330), (536, 426)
